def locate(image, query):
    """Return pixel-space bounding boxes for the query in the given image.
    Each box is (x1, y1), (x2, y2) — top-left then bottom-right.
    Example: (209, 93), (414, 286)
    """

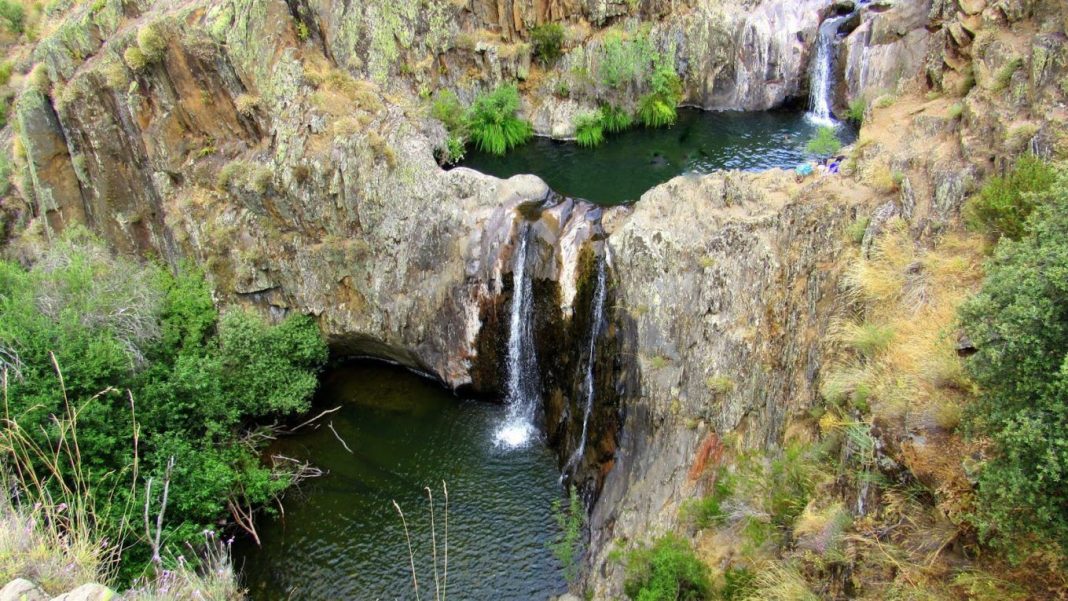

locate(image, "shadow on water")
(235, 360), (567, 601)
(458, 108), (857, 205)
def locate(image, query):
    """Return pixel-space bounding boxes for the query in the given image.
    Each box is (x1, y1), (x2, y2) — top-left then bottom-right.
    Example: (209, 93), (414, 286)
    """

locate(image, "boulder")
(0, 579), (48, 601)
(49, 584), (114, 601)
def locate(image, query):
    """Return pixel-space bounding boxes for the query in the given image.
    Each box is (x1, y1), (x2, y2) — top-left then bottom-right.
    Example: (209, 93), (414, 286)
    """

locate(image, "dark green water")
(236, 361), (567, 600)
(459, 108), (855, 205)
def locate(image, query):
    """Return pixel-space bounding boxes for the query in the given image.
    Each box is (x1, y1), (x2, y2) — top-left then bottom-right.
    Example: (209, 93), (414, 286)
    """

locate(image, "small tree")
(806, 126), (842, 158)
(530, 23), (564, 66)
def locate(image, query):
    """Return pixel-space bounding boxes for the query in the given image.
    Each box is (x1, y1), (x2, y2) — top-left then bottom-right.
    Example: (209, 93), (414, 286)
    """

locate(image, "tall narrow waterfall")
(807, 14), (848, 126)
(495, 226), (541, 448)
(562, 255), (608, 477)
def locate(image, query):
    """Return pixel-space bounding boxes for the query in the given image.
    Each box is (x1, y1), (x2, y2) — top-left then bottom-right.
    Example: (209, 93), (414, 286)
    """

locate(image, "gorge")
(0, 0), (1066, 599)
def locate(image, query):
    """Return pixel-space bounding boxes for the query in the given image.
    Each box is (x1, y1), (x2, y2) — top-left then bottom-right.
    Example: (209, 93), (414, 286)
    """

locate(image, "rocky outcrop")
(0, 580), (114, 601)
(839, 0), (933, 104)
(586, 171), (861, 597)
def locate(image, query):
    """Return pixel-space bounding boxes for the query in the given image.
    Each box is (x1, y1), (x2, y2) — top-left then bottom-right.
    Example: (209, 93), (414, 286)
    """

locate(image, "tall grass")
(394, 481), (449, 601)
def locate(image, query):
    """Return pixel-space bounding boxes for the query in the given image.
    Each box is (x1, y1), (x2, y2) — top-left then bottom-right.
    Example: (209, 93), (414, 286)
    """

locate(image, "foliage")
(574, 110), (605, 147)
(123, 46), (147, 72)
(623, 534), (712, 601)
(0, 233), (327, 580)
(465, 85), (532, 156)
(638, 61), (683, 128)
(805, 126), (841, 157)
(530, 23), (564, 66)
(430, 89), (469, 164)
(550, 485), (585, 582)
(963, 155), (1056, 241)
(959, 169), (1068, 552)
(0, 0), (24, 33)
(601, 104), (633, 133)
(846, 98), (866, 124)
(599, 30), (654, 89)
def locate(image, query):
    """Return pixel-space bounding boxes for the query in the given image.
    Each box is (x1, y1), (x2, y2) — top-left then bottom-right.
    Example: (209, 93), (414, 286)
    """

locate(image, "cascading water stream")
(494, 225), (542, 449)
(562, 255), (608, 478)
(807, 13), (850, 126)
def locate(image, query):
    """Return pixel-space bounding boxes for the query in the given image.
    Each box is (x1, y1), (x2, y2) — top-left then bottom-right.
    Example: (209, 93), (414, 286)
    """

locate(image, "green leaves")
(574, 110), (606, 147)
(466, 85), (533, 156)
(960, 167), (1068, 551)
(623, 534), (712, 601)
(0, 235), (327, 579)
(530, 23), (564, 66)
(805, 126), (841, 157)
(963, 155), (1056, 241)
(638, 62), (682, 128)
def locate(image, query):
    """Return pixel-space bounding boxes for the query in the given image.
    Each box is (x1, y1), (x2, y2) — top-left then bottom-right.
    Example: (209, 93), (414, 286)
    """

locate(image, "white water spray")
(807, 14), (849, 126)
(494, 227), (541, 449)
(562, 255), (607, 477)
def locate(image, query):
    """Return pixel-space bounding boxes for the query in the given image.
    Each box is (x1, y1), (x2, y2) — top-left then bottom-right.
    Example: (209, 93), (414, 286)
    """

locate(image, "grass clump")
(805, 126), (841, 158)
(601, 104), (633, 133)
(136, 24), (167, 64)
(837, 321), (895, 357)
(637, 62), (683, 128)
(574, 110), (605, 147)
(963, 155), (1056, 241)
(466, 85), (532, 155)
(530, 23), (564, 66)
(0, 0), (24, 34)
(847, 216), (870, 244)
(623, 534), (712, 601)
(947, 102), (964, 119)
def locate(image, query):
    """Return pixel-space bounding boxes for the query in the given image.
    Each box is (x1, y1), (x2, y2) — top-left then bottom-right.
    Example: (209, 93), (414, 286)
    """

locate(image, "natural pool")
(460, 108), (856, 205)
(236, 361), (567, 600)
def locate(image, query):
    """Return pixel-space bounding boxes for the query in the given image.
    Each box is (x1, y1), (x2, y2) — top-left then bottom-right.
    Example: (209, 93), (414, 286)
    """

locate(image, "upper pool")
(459, 108), (855, 205)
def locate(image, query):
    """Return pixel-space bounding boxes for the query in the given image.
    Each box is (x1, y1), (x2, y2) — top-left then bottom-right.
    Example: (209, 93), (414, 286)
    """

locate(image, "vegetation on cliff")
(0, 231), (327, 581)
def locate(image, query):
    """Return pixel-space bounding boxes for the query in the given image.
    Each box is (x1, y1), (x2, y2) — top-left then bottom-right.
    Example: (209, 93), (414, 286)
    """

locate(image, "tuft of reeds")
(394, 481), (449, 601)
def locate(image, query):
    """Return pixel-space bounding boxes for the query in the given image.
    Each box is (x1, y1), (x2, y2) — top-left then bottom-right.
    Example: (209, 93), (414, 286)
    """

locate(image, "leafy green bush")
(601, 104), (633, 133)
(0, 1), (24, 34)
(574, 110), (605, 147)
(431, 89), (469, 163)
(805, 126), (841, 157)
(600, 31), (653, 89)
(466, 85), (532, 155)
(638, 63), (682, 128)
(846, 98), (866, 124)
(0, 232), (327, 579)
(960, 169), (1068, 553)
(530, 23), (564, 66)
(624, 534), (711, 601)
(963, 155), (1056, 241)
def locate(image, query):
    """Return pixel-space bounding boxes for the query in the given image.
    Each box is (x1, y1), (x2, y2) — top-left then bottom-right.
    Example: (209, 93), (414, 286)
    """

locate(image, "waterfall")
(494, 226), (542, 449)
(807, 14), (849, 126)
(562, 255), (608, 477)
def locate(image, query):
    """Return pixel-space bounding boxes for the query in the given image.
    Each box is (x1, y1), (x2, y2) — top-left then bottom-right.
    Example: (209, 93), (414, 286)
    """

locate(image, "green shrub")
(530, 23), (564, 66)
(431, 89), (467, 135)
(960, 169), (1068, 553)
(947, 102), (964, 119)
(550, 485), (585, 582)
(638, 62), (682, 128)
(624, 534), (712, 601)
(0, 0), (24, 33)
(601, 104), (633, 133)
(806, 126), (842, 157)
(465, 85), (532, 155)
(600, 30), (650, 89)
(963, 155), (1056, 240)
(846, 98), (866, 124)
(847, 216), (870, 244)
(0, 233), (327, 579)
(574, 110), (605, 147)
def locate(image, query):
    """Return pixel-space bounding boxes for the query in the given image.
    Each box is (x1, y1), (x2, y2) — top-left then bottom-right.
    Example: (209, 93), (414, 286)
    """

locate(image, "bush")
(465, 85), (532, 155)
(601, 104), (633, 133)
(123, 46), (147, 72)
(805, 126), (842, 157)
(0, 234), (327, 579)
(963, 155), (1056, 241)
(574, 110), (605, 147)
(846, 98), (866, 124)
(624, 534), (712, 601)
(530, 23), (564, 66)
(960, 169), (1068, 552)
(638, 62), (683, 128)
